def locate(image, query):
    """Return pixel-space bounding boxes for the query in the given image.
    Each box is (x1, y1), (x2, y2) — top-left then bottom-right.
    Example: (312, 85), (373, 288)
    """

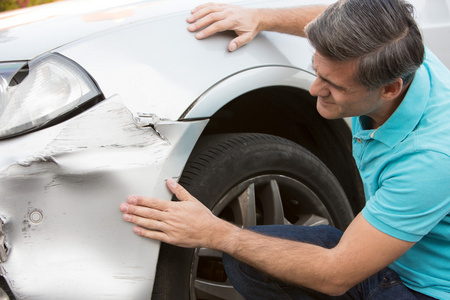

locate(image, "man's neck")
(368, 82), (412, 129)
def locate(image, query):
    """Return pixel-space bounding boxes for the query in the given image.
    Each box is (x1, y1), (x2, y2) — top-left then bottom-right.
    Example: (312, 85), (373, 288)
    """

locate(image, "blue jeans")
(222, 225), (435, 300)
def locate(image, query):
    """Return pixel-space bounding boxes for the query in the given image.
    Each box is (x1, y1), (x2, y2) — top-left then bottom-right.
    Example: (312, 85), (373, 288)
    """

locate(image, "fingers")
(125, 195), (169, 211)
(119, 195), (170, 232)
(132, 225), (169, 242)
(187, 3), (259, 51)
(120, 201), (164, 221)
(187, 2), (225, 24)
(119, 181), (195, 227)
(190, 19), (229, 40)
(166, 178), (195, 202)
(123, 211), (163, 230)
(187, 9), (229, 39)
(120, 181), (211, 247)
(190, 2), (220, 15)
(187, 3), (239, 38)
(121, 202), (171, 242)
(229, 32), (254, 51)
(119, 180), (194, 222)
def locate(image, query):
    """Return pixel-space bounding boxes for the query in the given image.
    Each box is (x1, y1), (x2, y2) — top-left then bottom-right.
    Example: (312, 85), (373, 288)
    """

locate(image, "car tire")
(151, 133), (354, 300)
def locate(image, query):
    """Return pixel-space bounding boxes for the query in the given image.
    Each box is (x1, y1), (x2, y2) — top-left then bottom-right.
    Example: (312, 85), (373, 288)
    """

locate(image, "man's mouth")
(318, 97), (334, 105)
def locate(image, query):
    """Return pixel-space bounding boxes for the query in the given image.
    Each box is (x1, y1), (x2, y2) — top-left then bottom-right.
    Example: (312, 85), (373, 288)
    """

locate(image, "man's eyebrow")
(311, 56), (348, 91)
(318, 74), (348, 91)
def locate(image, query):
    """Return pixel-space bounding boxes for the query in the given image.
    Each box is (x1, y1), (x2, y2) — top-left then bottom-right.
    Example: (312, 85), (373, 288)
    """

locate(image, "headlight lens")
(0, 53), (101, 139)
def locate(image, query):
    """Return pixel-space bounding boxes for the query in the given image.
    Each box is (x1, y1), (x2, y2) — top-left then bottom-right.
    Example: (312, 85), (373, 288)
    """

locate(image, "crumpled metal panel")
(0, 95), (207, 299)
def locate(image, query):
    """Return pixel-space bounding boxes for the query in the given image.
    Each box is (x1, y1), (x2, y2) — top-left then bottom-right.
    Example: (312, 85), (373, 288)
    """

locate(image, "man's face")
(310, 52), (384, 120)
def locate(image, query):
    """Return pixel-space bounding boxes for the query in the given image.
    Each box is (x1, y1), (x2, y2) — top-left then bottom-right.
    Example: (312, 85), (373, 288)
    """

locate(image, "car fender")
(182, 65), (316, 120)
(56, 14), (316, 122)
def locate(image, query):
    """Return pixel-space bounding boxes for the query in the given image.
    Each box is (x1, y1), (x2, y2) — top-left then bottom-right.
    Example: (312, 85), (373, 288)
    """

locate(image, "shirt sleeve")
(362, 150), (450, 242)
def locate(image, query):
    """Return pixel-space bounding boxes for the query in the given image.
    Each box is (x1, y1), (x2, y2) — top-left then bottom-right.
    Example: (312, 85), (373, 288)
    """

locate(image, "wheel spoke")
(259, 180), (285, 225)
(198, 247), (223, 258)
(195, 279), (244, 300)
(295, 214), (330, 226)
(230, 183), (257, 227)
(193, 175), (333, 300)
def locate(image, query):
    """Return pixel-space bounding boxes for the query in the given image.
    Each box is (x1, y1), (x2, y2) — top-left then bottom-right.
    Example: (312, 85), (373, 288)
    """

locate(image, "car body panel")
(0, 0), (328, 62)
(54, 0), (329, 122)
(412, 0), (450, 66)
(58, 28), (317, 122)
(1, 0), (449, 122)
(1, 94), (207, 299)
(0, 0), (193, 62)
(183, 65), (316, 119)
(1, 0), (449, 299)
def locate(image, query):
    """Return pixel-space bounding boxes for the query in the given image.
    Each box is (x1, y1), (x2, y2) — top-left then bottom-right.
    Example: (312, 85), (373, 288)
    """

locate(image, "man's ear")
(381, 78), (404, 101)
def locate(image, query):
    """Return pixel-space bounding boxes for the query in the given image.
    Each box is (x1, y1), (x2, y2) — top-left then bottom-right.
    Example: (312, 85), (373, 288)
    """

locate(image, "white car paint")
(0, 0), (448, 299)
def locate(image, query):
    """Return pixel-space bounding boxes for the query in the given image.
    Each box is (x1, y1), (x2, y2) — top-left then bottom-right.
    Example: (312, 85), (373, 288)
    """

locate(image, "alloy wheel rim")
(190, 174), (333, 300)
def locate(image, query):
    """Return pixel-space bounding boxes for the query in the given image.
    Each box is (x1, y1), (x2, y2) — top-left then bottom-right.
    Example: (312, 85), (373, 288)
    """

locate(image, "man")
(119, 0), (450, 299)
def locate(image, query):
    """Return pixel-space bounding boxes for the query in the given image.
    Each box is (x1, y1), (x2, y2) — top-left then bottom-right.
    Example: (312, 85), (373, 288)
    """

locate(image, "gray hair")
(305, 0), (424, 90)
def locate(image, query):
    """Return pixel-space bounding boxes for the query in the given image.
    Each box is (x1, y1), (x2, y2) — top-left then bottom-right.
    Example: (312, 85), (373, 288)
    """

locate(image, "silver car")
(1, 0), (449, 299)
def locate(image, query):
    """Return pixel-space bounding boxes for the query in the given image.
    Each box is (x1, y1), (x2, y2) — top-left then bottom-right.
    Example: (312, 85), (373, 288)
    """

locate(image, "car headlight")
(0, 53), (102, 139)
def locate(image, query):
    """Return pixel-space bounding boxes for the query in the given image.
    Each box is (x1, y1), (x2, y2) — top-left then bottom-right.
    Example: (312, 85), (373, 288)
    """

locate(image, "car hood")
(1, 0), (449, 63)
(0, 0), (331, 122)
(0, 0), (206, 61)
(2, 0), (448, 124)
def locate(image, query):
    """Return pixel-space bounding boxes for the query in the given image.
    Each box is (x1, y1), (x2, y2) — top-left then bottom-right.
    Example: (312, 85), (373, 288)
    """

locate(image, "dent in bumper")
(0, 95), (207, 299)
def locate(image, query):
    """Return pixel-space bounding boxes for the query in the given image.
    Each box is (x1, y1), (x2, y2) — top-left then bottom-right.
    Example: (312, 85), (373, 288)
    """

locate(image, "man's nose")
(309, 78), (329, 97)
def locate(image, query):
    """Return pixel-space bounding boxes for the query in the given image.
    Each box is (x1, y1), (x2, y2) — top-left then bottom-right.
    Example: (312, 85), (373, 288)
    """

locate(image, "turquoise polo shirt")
(352, 49), (450, 299)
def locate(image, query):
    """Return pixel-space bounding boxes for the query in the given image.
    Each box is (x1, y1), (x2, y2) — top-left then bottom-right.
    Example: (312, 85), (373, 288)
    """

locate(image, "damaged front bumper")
(0, 95), (207, 299)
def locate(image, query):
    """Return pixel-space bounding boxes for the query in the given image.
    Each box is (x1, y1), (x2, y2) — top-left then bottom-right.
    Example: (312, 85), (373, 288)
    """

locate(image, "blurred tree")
(0, 0), (57, 12)
(17, 0), (31, 8)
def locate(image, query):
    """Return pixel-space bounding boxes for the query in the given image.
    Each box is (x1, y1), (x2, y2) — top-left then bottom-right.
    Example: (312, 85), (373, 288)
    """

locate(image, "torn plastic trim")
(132, 112), (160, 127)
(0, 218), (8, 263)
(132, 112), (168, 141)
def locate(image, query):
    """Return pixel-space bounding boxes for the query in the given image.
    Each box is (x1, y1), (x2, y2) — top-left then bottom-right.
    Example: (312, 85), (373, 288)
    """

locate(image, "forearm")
(209, 213), (414, 296)
(257, 5), (328, 37)
(209, 220), (346, 295)
(122, 182), (414, 296)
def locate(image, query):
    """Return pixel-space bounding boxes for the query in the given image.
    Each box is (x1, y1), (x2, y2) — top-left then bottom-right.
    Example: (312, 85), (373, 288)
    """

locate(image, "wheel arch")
(181, 67), (364, 215)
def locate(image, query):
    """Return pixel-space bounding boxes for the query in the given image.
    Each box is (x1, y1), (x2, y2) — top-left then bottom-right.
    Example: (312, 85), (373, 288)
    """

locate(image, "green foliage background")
(0, 0), (58, 12)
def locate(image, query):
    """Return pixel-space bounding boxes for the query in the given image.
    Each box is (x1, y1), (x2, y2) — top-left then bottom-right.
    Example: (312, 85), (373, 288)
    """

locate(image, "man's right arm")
(187, 3), (328, 51)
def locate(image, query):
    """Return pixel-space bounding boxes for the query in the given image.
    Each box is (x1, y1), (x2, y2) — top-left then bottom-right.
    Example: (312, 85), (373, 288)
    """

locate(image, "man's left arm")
(120, 179), (414, 296)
